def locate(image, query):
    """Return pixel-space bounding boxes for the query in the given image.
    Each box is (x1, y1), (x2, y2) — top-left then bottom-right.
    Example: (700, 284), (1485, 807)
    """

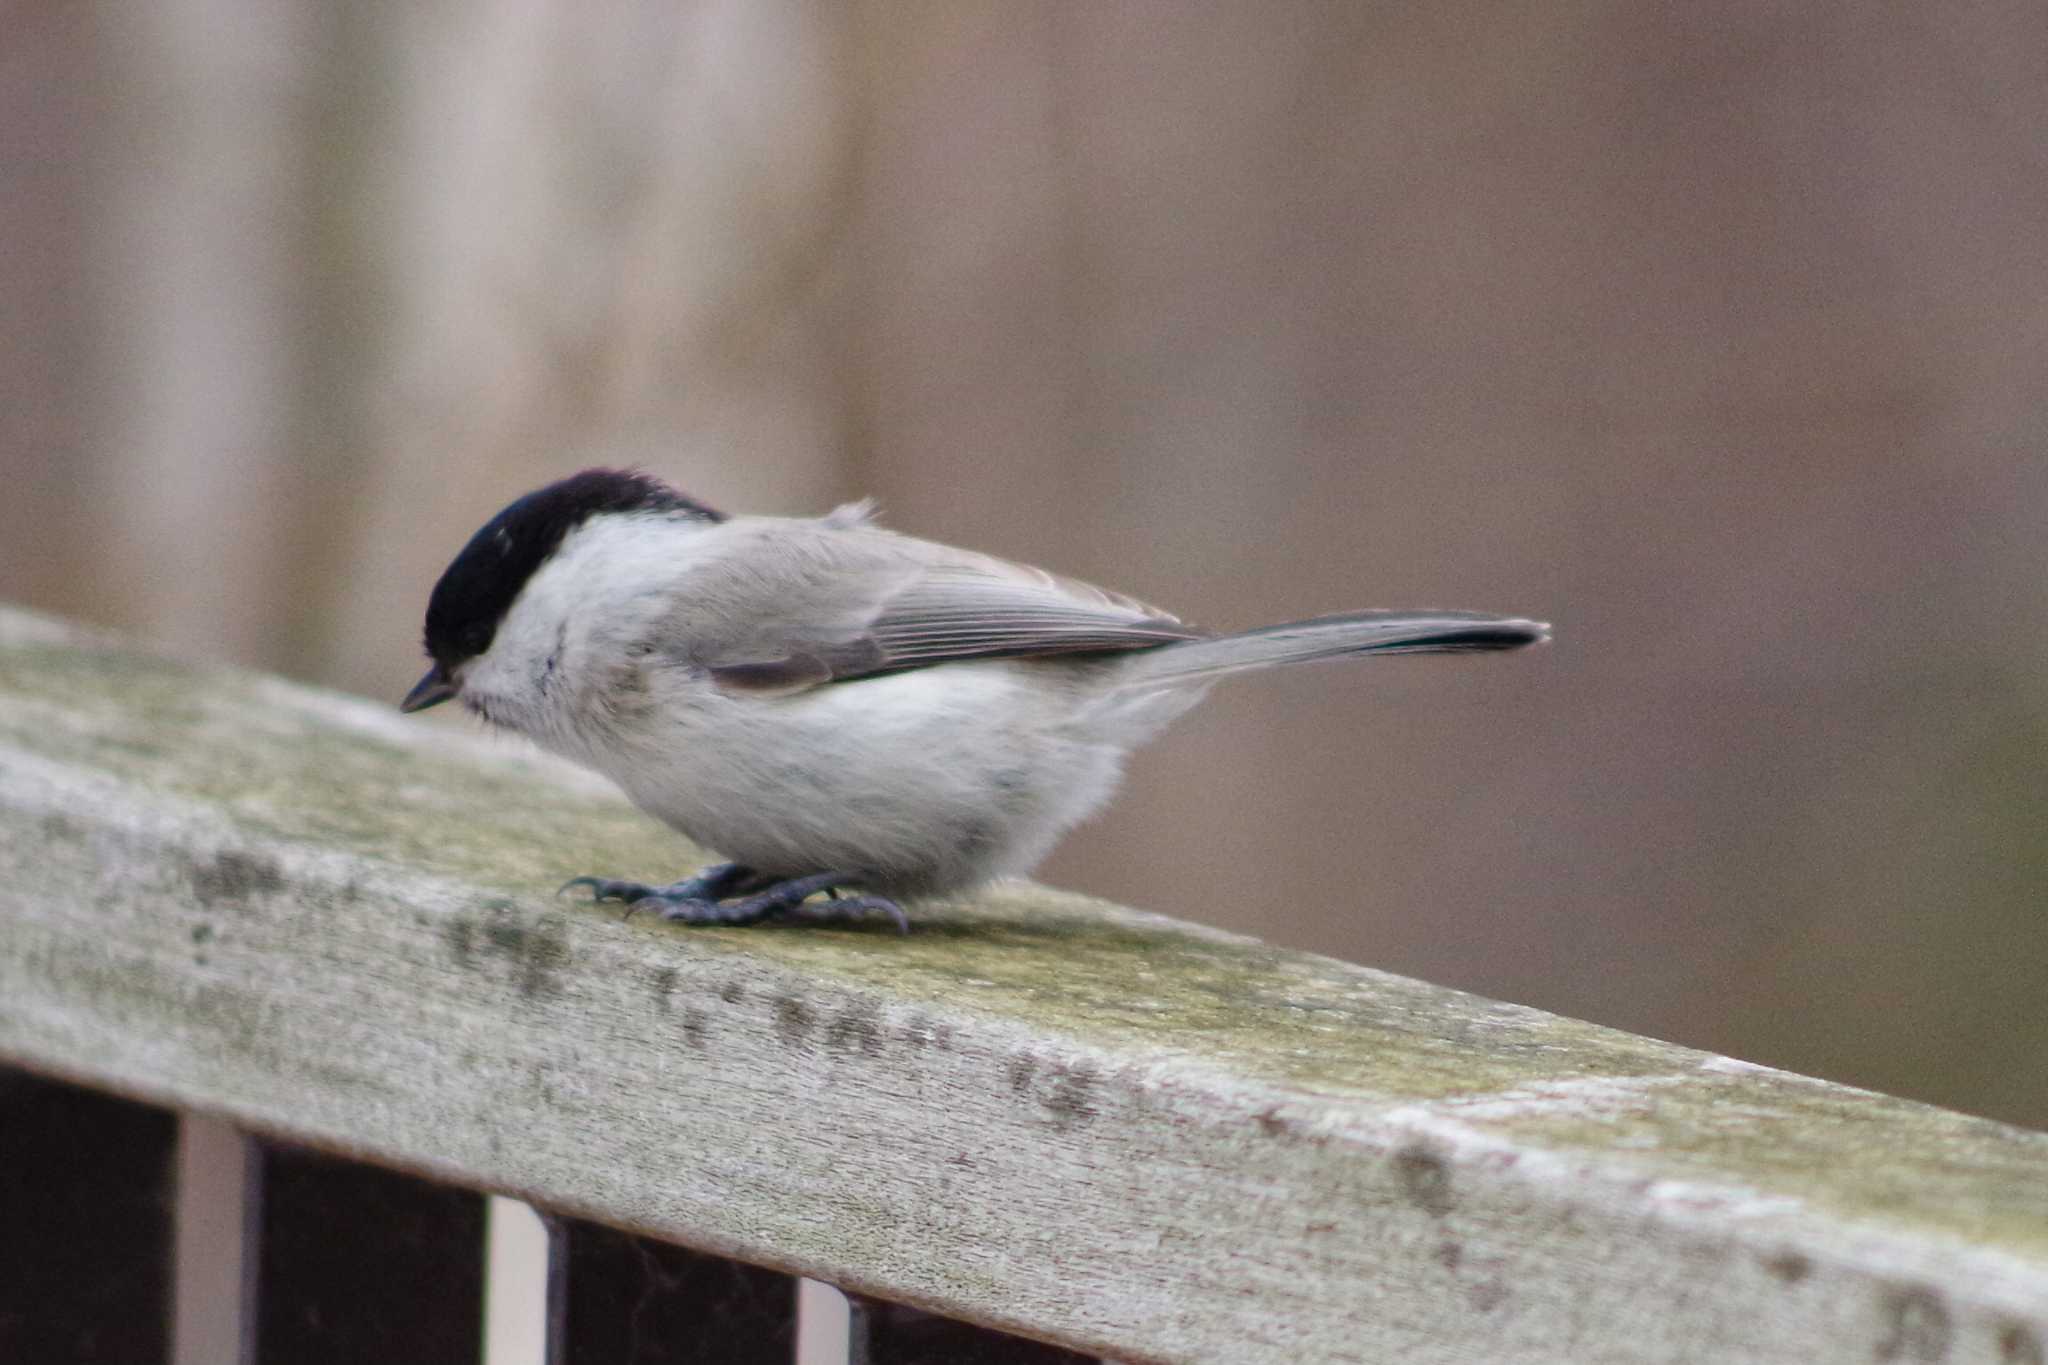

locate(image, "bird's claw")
(559, 875), (657, 903)
(777, 894), (910, 934)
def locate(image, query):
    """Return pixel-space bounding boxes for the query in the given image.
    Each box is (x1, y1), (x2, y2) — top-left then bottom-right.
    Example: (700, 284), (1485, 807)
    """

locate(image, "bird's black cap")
(404, 468), (721, 711)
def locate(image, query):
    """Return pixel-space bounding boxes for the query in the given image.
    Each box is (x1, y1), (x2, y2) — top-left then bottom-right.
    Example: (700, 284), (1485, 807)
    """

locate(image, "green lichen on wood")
(3, 605), (2046, 1268)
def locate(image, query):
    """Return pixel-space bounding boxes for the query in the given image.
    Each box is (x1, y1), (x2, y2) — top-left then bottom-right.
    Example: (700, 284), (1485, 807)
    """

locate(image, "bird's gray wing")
(679, 512), (1201, 695)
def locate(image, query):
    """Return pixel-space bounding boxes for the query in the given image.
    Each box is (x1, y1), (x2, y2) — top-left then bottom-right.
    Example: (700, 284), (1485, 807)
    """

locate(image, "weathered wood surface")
(0, 604), (2043, 1365)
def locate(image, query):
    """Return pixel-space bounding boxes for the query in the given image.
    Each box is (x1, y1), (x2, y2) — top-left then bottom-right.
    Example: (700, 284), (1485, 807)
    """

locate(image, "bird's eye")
(462, 624), (493, 656)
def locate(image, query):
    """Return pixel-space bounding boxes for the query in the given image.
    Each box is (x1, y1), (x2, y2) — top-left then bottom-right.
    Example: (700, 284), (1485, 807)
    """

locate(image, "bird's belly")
(596, 663), (1130, 897)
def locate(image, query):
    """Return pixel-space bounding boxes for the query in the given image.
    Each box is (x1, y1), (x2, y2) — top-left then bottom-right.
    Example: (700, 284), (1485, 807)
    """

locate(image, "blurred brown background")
(5, 1), (2045, 1127)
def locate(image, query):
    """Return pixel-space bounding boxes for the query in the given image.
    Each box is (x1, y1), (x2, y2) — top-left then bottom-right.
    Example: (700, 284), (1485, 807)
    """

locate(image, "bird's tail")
(1116, 609), (1548, 690)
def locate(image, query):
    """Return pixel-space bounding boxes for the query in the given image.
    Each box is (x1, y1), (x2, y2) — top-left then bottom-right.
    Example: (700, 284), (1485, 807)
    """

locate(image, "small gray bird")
(403, 469), (1547, 930)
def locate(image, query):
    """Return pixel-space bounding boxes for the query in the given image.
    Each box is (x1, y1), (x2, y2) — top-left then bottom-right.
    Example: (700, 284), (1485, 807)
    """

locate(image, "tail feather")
(1118, 609), (1548, 689)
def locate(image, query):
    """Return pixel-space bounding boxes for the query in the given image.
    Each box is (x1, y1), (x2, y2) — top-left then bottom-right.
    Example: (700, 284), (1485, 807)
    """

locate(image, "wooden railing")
(1, 604), (2044, 1364)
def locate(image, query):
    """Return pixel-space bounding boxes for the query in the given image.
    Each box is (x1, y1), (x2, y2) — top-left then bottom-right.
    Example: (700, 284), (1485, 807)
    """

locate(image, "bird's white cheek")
(455, 680), (501, 727)
(455, 657), (522, 731)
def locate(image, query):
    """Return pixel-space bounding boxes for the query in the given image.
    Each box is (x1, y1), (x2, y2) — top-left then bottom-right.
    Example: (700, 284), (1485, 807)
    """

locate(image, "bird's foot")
(561, 866), (908, 933)
(560, 862), (762, 909)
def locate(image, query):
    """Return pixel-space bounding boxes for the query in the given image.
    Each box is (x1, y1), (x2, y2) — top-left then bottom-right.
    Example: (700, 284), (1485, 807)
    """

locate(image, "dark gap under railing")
(0, 1067), (1098, 1365)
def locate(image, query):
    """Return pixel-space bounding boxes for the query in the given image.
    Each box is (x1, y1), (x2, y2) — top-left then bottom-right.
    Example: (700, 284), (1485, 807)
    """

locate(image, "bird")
(402, 468), (1547, 930)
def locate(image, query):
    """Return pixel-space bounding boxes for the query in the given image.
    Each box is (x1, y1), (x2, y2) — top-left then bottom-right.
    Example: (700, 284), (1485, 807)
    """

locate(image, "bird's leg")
(651, 870), (909, 933)
(559, 862), (766, 909)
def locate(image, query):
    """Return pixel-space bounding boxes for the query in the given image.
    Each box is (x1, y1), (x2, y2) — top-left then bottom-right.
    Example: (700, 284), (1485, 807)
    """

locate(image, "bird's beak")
(401, 666), (457, 714)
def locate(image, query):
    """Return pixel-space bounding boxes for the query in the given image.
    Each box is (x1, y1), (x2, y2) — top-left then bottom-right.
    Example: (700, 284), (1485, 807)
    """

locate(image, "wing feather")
(681, 516), (1201, 693)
